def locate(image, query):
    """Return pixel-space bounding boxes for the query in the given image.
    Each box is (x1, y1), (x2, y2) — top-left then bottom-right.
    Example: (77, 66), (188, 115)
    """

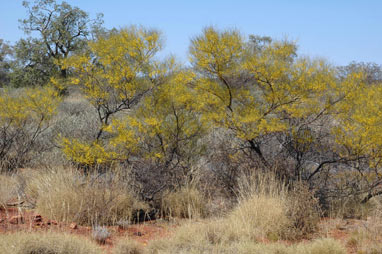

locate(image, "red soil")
(0, 207), (174, 253)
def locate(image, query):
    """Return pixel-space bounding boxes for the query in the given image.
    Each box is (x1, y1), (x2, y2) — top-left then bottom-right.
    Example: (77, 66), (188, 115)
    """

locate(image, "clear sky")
(0, 0), (381, 66)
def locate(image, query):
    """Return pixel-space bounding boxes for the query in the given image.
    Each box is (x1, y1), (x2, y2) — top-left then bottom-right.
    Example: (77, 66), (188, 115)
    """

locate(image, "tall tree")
(13, 0), (103, 86)
(0, 39), (12, 87)
(338, 61), (382, 85)
(60, 26), (164, 166)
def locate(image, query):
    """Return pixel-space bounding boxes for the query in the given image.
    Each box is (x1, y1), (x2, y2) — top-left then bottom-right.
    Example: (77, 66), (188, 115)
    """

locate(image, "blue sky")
(0, 0), (381, 66)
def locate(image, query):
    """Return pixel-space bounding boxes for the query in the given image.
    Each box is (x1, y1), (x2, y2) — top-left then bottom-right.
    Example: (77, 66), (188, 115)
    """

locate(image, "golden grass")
(0, 174), (19, 209)
(0, 231), (102, 254)
(161, 185), (208, 219)
(345, 200), (382, 254)
(113, 238), (144, 254)
(146, 172), (325, 254)
(146, 237), (346, 254)
(24, 167), (146, 225)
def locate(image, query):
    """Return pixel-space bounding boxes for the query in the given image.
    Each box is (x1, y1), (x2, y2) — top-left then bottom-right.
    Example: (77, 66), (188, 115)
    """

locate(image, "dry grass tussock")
(0, 231), (102, 254)
(345, 198), (382, 253)
(230, 172), (291, 240)
(23, 167), (147, 225)
(112, 238), (144, 254)
(0, 174), (19, 210)
(147, 236), (345, 254)
(147, 172), (323, 253)
(229, 172), (320, 240)
(161, 184), (208, 219)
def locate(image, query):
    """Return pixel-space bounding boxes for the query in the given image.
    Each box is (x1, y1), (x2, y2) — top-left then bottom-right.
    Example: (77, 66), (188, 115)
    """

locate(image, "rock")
(70, 222), (78, 229)
(0, 218), (4, 223)
(9, 215), (24, 224)
(33, 214), (42, 223)
(47, 220), (58, 225)
(133, 231), (143, 237)
(34, 222), (44, 227)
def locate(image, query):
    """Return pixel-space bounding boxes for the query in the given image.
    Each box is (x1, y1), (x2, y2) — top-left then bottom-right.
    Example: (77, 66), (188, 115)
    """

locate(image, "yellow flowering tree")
(189, 27), (340, 171)
(330, 73), (382, 202)
(102, 69), (206, 191)
(60, 26), (204, 170)
(59, 26), (164, 166)
(0, 86), (61, 171)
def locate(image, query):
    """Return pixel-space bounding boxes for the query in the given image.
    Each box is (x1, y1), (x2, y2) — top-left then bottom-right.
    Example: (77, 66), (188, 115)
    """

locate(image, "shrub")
(92, 226), (111, 244)
(24, 168), (147, 225)
(0, 232), (102, 254)
(161, 185), (208, 219)
(112, 238), (143, 254)
(0, 87), (60, 171)
(31, 91), (99, 168)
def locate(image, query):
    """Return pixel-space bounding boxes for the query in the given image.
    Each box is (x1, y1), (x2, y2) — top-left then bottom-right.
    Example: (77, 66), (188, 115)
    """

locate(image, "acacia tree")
(331, 74), (382, 203)
(59, 25), (381, 206)
(0, 86), (61, 171)
(61, 27), (206, 201)
(189, 28), (341, 176)
(60, 26), (164, 166)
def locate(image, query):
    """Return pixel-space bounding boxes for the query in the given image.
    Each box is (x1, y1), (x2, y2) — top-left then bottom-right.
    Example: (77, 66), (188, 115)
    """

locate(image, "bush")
(0, 87), (60, 171)
(92, 225), (111, 244)
(24, 168), (147, 225)
(0, 232), (102, 254)
(30, 91), (99, 169)
(112, 238), (143, 254)
(161, 185), (208, 219)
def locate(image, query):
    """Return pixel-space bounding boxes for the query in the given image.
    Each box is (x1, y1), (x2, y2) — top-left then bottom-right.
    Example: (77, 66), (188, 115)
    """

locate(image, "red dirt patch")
(0, 207), (175, 254)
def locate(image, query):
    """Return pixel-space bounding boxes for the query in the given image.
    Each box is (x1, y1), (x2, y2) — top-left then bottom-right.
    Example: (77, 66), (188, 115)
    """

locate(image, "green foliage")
(0, 39), (12, 87)
(10, 38), (57, 87)
(11, 0), (104, 87)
